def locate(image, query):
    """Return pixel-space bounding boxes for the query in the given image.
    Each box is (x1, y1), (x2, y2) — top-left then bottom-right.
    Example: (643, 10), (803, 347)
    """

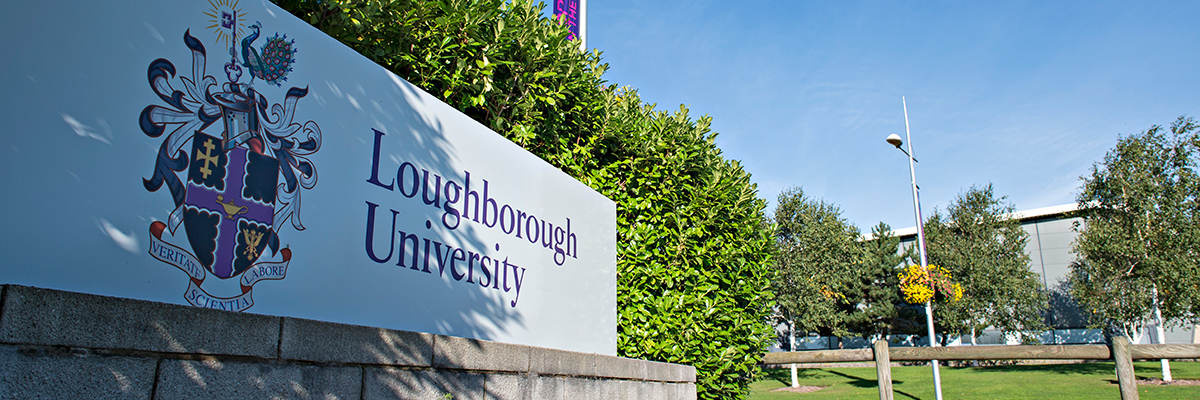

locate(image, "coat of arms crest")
(142, 2), (320, 311)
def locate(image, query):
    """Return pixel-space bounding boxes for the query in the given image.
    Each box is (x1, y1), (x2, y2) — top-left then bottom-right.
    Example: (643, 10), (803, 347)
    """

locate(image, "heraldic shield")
(183, 131), (278, 279)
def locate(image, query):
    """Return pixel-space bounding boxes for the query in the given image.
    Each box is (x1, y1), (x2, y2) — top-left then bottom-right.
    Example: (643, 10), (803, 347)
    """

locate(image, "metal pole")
(578, 0), (588, 52)
(901, 97), (944, 400)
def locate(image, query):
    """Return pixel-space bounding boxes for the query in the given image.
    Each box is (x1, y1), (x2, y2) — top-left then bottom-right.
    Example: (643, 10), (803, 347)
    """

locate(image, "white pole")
(902, 97), (944, 400)
(578, 0), (588, 52)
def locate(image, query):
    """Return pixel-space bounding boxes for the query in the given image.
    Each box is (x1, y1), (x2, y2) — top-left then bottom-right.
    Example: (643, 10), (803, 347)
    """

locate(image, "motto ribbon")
(149, 221), (290, 311)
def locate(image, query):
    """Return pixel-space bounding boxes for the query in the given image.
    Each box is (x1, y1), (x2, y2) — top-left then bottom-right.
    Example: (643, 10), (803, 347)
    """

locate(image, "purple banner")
(554, 0), (580, 41)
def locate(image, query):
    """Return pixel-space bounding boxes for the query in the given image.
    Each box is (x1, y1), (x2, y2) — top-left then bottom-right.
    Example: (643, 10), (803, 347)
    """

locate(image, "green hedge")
(273, 1), (775, 398)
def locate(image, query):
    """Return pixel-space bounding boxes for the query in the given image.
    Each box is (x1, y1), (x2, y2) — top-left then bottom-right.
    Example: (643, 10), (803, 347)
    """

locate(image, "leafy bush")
(273, 1), (776, 398)
(598, 91), (775, 399)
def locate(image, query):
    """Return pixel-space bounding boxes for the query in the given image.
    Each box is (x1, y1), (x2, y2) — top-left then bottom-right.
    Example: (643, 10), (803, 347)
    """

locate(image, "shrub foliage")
(272, 1), (776, 398)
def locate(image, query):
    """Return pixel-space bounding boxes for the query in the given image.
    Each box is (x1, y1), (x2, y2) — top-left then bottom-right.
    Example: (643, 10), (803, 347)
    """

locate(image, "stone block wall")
(0, 285), (696, 399)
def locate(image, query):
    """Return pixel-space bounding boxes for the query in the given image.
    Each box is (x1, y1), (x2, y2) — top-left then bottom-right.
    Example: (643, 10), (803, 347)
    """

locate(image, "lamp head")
(886, 134), (903, 148)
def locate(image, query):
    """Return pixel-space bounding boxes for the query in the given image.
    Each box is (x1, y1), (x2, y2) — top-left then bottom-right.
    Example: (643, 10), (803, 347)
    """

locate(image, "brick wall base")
(0, 285), (696, 399)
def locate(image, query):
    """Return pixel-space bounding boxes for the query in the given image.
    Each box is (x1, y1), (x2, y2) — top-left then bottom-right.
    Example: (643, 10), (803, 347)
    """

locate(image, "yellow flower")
(898, 264), (962, 304)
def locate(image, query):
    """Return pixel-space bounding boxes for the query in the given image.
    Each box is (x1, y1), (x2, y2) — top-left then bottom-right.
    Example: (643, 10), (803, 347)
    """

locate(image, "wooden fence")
(761, 337), (1200, 400)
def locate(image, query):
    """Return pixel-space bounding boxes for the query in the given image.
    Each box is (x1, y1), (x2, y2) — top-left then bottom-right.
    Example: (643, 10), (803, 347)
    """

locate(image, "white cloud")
(99, 219), (140, 254)
(62, 114), (112, 145)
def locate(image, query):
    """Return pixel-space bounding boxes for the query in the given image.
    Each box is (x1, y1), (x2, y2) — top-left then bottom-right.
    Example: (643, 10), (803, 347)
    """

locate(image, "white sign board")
(0, 0), (617, 355)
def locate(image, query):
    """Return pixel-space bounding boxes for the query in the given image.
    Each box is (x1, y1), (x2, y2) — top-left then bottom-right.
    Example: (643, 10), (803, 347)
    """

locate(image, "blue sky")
(564, 0), (1200, 231)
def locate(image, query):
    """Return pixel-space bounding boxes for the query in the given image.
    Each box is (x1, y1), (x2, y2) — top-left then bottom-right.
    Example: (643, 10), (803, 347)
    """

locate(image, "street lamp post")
(886, 97), (944, 400)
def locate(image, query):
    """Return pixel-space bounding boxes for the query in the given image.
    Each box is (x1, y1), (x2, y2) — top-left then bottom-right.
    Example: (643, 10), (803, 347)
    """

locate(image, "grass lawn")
(750, 361), (1200, 399)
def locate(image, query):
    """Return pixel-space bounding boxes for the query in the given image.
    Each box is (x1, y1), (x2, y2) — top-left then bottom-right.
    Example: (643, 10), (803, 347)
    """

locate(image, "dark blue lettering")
(442, 180), (462, 229)
(514, 210), (527, 239)
(501, 257), (511, 292)
(525, 214), (539, 244)
(540, 219), (554, 249)
(566, 218), (577, 259)
(466, 251), (480, 283)
(432, 241), (452, 277)
(500, 205), (515, 234)
(420, 238), (433, 273)
(509, 261), (526, 308)
(553, 225), (566, 265)
(397, 162), (419, 198)
(478, 256), (493, 287)
(364, 202), (398, 263)
(462, 171), (480, 222)
(397, 230), (420, 270)
(366, 129), (395, 190)
(492, 257), (501, 290)
(481, 180), (497, 227)
(450, 248), (466, 281)
(422, 169), (441, 208)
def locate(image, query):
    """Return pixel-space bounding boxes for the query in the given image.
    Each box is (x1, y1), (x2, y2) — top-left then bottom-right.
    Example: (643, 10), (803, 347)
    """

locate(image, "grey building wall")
(1024, 216), (1079, 291)
(0, 285), (696, 400)
(1022, 215), (1095, 343)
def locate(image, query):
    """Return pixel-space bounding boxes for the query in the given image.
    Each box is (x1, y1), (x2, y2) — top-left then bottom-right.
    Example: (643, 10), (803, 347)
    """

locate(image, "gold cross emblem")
(196, 139), (220, 179)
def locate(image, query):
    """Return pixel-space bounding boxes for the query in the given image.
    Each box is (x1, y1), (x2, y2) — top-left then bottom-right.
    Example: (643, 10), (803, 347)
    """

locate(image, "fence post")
(873, 340), (893, 400)
(1112, 336), (1139, 400)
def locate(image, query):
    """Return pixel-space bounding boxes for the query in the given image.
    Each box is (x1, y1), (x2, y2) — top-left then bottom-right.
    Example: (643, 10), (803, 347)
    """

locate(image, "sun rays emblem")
(204, 0), (246, 51)
(141, 9), (320, 311)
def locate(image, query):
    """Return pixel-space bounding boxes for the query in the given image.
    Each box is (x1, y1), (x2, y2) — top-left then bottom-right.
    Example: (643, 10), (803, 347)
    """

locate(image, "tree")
(771, 187), (862, 387)
(771, 193), (917, 388)
(1070, 116), (1200, 381)
(274, 2), (778, 398)
(923, 184), (1048, 344)
(844, 223), (912, 339)
(772, 187), (862, 340)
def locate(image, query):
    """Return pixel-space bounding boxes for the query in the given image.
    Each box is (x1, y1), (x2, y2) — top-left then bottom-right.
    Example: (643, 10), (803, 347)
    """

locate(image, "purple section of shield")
(554, 0), (580, 41)
(186, 147), (274, 278)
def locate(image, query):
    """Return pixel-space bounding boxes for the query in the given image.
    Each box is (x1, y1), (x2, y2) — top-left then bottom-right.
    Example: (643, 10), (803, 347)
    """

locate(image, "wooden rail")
(762, 339), (1200, 400)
